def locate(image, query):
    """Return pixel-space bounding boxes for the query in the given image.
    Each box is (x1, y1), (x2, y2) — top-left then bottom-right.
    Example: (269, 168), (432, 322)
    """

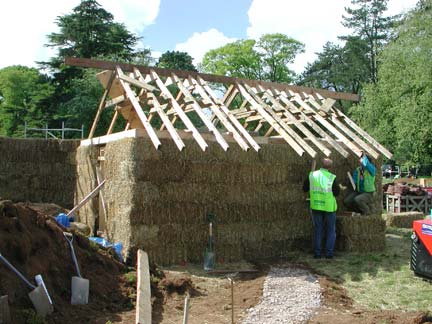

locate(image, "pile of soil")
(0, 200), (136, 323)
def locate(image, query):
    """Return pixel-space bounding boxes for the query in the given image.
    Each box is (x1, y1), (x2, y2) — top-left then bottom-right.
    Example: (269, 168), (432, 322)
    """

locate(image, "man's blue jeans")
(311, 209), (336, 257)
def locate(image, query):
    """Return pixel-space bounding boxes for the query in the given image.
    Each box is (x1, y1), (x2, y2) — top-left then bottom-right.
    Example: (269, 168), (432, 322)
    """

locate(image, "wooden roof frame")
(66, 57), (392, 159)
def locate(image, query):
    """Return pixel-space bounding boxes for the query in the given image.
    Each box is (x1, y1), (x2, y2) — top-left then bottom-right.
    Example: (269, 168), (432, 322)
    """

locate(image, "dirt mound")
(0, 200), (135, 323)
(159, 275), (201, 298)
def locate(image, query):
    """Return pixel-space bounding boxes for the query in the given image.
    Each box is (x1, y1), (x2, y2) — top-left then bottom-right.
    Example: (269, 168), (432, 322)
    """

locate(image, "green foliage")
(38, 0), (140, 136)
(300, 37), (369, 95)
(157, 51), (197, 71)
(341, 0), (396, 83)
(0, 66), (54, 137)
(54, 69), (125, 138)
(45, 0), (139, 64)
(201, 33), (304, 83)
(124, 271), (137, 284)
(350, 1), (432, 164)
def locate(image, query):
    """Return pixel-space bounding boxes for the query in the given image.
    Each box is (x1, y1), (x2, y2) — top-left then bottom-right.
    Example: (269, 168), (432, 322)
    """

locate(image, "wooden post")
(228, 278), (234, 324)
(0, 295), (11, 324)
(136, 250), (151, 324)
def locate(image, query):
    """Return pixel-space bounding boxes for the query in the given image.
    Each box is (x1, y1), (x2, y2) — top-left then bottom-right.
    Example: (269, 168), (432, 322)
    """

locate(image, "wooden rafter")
(195, 76), (261, 152)
(171, 73), (229, 151)
(66, 57), (393, 159)
(149, 69), (208, 151)
(237, 82), (305, 156)
(116, 66), (161, 149)
(66, 57), (360, 102)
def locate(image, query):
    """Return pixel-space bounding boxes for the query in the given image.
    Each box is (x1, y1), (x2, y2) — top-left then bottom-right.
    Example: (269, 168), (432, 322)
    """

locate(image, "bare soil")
(1, 200), (430, 324)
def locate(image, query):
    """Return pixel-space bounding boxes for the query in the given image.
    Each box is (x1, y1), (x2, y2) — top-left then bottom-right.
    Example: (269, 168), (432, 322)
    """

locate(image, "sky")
(0, 0), (418, 74)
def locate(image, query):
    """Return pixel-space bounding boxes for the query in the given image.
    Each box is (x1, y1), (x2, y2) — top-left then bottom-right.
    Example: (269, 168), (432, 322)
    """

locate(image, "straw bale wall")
(0, 137), (79, 208)
(383, 211), (425, 228)
(76, 136), (384, 265)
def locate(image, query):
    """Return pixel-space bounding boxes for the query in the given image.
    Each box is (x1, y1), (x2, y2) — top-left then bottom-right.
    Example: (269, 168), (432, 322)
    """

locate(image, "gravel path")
(242, 266), (321, 324)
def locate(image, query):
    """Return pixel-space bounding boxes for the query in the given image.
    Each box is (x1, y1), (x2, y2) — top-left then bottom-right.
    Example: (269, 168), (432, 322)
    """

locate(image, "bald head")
(322, 158), (333, 168)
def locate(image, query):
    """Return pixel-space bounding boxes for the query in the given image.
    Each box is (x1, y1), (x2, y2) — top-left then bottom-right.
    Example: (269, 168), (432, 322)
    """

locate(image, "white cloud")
(0, 0), (160, 69)
(175, 28), (237, 65)
(247, 0), (418, 74)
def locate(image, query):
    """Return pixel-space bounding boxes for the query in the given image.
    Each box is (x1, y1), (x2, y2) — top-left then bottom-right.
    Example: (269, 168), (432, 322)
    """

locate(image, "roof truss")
(66, 58), (392, 159)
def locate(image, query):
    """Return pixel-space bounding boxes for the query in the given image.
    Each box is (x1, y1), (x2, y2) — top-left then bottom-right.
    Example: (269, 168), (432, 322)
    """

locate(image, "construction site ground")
(1, 201), (431, 324)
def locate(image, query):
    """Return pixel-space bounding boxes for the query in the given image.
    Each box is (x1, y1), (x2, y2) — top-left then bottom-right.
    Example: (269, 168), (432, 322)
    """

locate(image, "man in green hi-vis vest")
(344, 152), (376, 215)
(303, 158), (340, 259)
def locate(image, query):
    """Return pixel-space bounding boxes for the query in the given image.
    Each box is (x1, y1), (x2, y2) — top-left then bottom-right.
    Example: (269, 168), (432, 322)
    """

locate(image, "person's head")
(359, 151), (371, 166)
(322, 158), (333, 168)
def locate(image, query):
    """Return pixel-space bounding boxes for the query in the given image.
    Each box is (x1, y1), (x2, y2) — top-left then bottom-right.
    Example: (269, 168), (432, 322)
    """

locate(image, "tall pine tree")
(341, 0), (395, 83)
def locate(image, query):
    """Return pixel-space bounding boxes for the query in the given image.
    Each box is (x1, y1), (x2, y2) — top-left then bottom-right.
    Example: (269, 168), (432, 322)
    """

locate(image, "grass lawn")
(303, 227), (432, 312)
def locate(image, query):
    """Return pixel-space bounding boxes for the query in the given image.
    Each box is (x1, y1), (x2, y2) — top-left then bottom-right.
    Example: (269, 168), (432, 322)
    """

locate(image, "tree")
(350, 0), (432, 164)
(300, 37), (370, 95)
(341, 0), (395, 83)
(52, 69), (125, 137)
(0, 66), (54, 137)
(156, 51), (197, 71)
(257, 33), (304, 83)
(40, 0), (143, 133)
(45, 0), (139, 67)
(201, 34), (304, 83)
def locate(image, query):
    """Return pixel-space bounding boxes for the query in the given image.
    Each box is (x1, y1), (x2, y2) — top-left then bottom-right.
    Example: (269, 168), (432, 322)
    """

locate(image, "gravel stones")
(242, 266), (321, 324)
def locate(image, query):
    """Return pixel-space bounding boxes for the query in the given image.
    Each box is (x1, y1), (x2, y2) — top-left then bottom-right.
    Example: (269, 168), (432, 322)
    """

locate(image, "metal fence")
(24, 122), (84, 139)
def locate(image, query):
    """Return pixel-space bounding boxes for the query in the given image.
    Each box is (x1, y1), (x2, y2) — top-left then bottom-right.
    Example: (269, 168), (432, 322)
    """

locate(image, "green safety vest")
(355, 167), (375, 192)
(309, 169), (337, 212)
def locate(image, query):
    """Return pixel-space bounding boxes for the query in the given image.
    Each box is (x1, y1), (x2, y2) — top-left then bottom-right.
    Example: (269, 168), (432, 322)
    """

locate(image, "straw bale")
(0, 137), (79, 207)
(131, 181), (306, 206)
(384, 212), (425, 228)
(71, 135), (383, 264)
(337, 215), (386, 236)
(337, 234), (386, 252)
(128, 200), (310, 226)
(74, 145), (100, 231)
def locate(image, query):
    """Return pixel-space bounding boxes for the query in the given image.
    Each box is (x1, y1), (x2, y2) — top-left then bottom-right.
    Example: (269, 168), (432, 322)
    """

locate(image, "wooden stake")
(347, 172), (356, 190)
(228, 278), (234, 324)
(136, 250), (151, 324)
(89, 72), (115, 139)
(67, 180), (106, 218)
(0, 295), (11, 324)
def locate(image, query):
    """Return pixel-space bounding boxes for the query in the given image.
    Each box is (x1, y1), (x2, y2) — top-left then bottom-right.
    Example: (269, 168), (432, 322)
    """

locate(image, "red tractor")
(411, 218), (432, 279)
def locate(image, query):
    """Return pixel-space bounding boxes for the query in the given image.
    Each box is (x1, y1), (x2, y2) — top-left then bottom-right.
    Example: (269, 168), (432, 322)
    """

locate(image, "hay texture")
(77, 135), (384, 264)
(384, 211), (425, 228)
(336, 215), (386, 252)
(0, 137), (79, 208)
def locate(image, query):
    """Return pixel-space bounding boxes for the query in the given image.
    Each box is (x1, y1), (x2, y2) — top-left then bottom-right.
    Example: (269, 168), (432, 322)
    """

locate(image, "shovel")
(204, 222), (215, 271)
(63, 232), (89, 305)
(0, 253), (53, 317)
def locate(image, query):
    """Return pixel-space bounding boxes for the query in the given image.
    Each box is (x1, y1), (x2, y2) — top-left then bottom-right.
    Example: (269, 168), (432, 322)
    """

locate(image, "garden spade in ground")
(204, 222), (215, 270)
(0, 253), (53, 316)
(63, 232), (89, 305)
